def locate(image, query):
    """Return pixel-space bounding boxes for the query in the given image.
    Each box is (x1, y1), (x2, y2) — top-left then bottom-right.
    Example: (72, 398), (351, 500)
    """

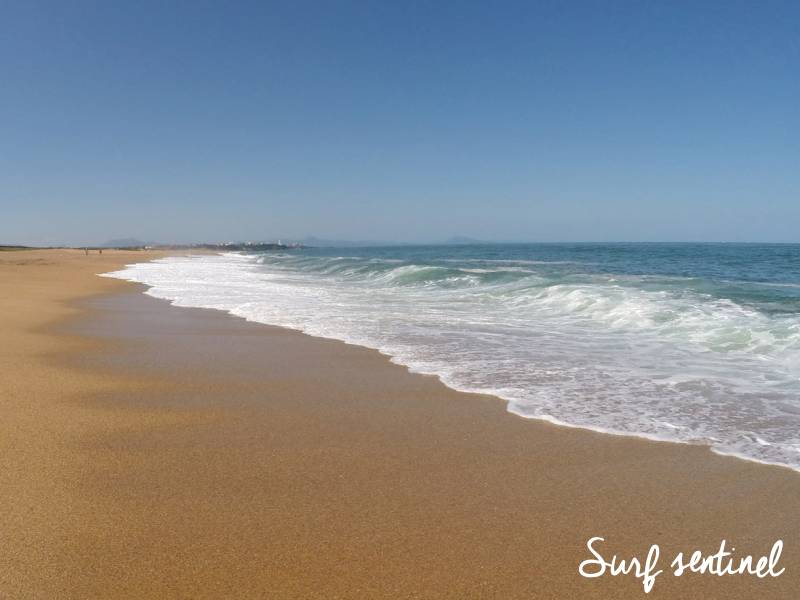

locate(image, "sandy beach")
(2, 249), (799, 599)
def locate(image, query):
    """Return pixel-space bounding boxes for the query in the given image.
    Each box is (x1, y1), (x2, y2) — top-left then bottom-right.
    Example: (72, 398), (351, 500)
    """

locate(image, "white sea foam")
(103, 252), (800, 472)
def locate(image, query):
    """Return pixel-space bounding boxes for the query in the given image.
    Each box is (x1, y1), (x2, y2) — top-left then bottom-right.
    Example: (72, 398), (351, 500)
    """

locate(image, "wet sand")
(2, 249), (799, 598)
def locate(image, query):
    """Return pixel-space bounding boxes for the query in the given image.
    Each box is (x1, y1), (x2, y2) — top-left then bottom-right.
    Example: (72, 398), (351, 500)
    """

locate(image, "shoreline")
(109, 254), (800, 477)
(143, 279), (800, 475)
(3, 249), (799, 598)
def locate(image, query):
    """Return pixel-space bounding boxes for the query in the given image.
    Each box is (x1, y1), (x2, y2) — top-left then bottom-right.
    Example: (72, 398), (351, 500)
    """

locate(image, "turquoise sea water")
(107, 243), (800, 470)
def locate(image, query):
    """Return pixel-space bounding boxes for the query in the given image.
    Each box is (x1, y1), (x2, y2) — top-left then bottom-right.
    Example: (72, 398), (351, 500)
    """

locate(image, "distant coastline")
(144, 242), (304, 251)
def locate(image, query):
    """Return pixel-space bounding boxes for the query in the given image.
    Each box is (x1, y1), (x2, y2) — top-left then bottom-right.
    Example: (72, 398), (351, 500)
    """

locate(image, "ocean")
(105, 243), (800, 471)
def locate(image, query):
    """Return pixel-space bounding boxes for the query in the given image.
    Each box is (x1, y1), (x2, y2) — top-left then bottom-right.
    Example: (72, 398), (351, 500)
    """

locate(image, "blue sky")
(1, 1), (798, 245)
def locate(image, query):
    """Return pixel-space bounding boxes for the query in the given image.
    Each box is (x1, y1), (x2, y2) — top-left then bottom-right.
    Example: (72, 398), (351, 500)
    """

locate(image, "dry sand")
(2, 249), (799, 599)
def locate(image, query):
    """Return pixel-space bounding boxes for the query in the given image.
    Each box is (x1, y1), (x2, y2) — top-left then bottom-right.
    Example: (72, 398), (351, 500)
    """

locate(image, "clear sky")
(1, 1), (798, 245)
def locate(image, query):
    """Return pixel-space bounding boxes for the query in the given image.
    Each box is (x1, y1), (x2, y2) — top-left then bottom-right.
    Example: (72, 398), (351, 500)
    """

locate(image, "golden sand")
(2, 249), (799, 598)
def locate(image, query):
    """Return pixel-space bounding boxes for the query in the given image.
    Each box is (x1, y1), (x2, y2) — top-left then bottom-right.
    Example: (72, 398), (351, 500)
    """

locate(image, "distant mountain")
(101, 238), (149, 248)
